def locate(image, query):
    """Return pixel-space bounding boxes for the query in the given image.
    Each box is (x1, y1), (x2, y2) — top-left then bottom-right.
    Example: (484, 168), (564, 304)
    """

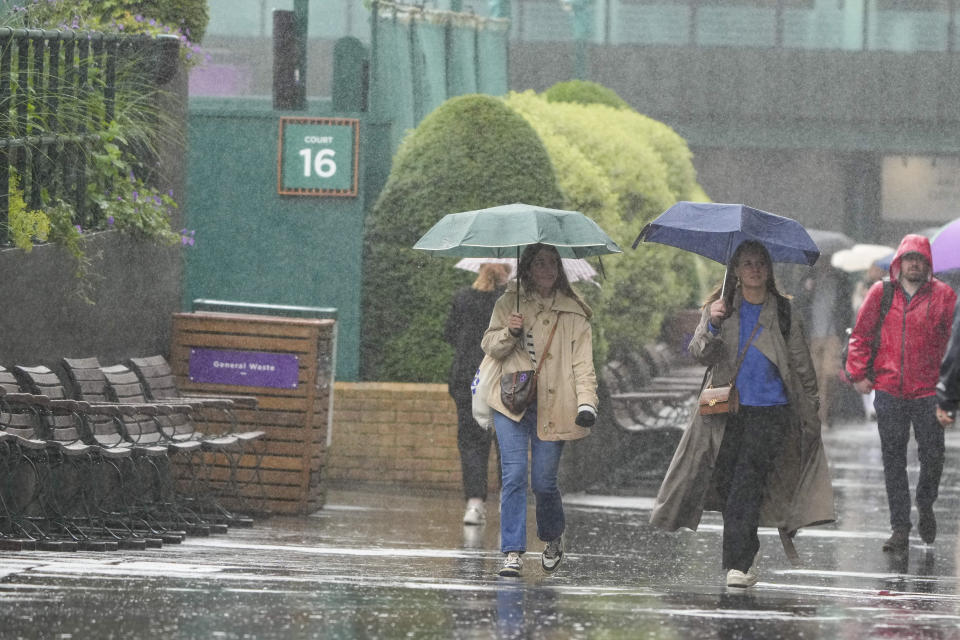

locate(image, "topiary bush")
(504, 90), (706, 354)
(544, 79), (631, 111)
(361, 94), (564, 382)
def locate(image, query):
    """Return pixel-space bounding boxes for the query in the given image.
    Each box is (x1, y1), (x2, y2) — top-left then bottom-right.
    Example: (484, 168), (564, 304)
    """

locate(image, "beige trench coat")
(649, 292), (835, 535)
(481, 282), (598, 441)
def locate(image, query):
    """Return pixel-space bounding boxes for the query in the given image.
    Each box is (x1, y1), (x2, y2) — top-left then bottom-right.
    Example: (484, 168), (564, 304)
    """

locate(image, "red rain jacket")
(845, 234), (956, 399)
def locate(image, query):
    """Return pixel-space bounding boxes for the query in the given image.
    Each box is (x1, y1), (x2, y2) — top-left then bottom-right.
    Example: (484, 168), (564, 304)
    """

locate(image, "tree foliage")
(544, 79), (631, 111)
(504, 90), (708, 355)
(361, 94), (563, 381)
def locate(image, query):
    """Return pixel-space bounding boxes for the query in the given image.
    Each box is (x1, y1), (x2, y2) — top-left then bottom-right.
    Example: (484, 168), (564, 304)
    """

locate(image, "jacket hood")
(889, 234), (933, 283)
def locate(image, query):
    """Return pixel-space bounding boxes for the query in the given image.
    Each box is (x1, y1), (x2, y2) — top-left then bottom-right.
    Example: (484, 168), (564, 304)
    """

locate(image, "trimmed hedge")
(361, 85), (713, 383)
(504, 90), (706, 354)
(361, 94), (563, 382)
(544, 79), (631, 110)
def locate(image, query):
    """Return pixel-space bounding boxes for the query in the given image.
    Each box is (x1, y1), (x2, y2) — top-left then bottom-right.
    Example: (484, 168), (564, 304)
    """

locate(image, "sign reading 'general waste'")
(189, 348), (299, 389)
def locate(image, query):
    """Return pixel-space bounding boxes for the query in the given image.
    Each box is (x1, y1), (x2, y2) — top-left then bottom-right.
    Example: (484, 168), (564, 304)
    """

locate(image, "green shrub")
(8, 0), (208, 46)
(504, 89), (707, 354)
(544, 80), (631, 111)
(361, 94), (563, 382)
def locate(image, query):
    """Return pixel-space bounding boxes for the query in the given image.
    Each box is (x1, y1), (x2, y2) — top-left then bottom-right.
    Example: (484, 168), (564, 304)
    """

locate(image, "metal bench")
(603, 346), (703, 431)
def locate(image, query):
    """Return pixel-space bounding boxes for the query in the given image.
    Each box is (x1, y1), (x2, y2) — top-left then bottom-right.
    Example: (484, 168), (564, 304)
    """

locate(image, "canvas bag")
(471, 355), (498, 430)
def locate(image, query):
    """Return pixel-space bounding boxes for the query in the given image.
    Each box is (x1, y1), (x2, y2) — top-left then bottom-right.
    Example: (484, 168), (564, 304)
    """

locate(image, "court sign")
(277, 117), (359, 197)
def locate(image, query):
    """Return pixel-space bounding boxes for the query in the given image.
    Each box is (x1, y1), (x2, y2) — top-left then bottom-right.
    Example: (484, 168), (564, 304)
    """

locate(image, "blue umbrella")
(632, 202), (821, 267)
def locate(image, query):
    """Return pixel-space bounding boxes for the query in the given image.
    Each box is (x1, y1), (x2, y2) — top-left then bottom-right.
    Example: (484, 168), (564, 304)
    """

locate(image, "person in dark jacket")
(936, 298), (960, 427)
(444, 262), (510, 526)
(845, 234), (957, 551)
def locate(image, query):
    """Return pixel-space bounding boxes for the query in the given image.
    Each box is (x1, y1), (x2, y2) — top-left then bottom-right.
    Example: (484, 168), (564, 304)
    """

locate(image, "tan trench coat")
(649, 292), (835, 535)
(481, 282), (598, 441)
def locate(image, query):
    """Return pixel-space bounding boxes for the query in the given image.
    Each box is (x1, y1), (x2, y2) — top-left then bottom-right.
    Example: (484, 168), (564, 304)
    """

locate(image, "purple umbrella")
(932, 218), (960, 273)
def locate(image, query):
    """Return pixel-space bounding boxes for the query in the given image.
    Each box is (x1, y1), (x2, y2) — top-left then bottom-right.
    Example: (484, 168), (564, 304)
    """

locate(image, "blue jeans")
(494, 406), (565, 553)
(874, 391), (944, 530)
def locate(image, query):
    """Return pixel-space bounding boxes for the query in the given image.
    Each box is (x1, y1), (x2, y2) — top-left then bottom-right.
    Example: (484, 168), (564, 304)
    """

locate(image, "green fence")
(369, 2), (509, 154)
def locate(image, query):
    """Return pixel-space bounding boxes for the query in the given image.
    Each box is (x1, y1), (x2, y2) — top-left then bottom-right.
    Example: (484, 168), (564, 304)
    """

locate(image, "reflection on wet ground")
(1, 419), (959, 638)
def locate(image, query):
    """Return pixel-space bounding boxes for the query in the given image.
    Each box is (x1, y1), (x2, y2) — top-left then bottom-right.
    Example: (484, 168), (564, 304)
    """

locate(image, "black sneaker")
(882, 528), (910, 552)
(918, 507), (937, 544)
(541, 537), (564, 573)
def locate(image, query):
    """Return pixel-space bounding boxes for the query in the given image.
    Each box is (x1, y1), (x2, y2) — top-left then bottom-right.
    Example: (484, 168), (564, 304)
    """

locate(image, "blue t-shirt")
(734, 301), (789, 407)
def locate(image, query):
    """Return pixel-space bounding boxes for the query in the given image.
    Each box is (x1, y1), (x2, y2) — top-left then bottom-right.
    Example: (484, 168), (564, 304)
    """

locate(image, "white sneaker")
(541, 536), (564, 573)
(463, 501), (486, 525)
(499, 552), (523, 577)
(726, 568), (758, 588)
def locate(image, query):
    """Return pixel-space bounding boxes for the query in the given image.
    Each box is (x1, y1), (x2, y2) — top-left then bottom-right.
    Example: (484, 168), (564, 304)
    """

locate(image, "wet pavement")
(2, 417), (960, 639)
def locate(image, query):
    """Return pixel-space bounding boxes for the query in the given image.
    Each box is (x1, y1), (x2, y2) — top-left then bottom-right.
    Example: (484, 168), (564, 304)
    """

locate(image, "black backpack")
(840, 279), (894, 378)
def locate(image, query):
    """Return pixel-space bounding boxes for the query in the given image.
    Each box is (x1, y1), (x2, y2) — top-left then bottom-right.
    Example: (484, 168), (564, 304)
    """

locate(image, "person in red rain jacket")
(845, 234), (957, 552)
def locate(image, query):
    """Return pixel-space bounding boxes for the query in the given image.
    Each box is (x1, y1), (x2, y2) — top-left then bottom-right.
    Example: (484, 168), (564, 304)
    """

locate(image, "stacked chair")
(126, 355), (266, 518)
(61, 357), (264, 527)
(0, 366), (136, 550)
(0, 354), (266, 552)
(11, 364), (186, 547)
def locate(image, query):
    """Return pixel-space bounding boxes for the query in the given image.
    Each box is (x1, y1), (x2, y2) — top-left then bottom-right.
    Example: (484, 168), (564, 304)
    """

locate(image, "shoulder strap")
(535, 320), (560, 376)
(728, 320), (762, 385)
(867, 278), (895, 369)
(879, 278), (894, 318)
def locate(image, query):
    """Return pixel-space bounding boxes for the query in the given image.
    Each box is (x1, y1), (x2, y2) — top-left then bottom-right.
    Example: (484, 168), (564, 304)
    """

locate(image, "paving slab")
(0, 418), (958, 638)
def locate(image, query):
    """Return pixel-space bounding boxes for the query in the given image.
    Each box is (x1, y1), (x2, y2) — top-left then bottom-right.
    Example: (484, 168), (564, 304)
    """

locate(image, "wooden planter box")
(171, 311), (336, 515)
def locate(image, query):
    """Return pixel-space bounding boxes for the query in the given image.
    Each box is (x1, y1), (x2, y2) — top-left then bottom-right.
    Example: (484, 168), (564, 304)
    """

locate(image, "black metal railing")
(0, 28), (178, 245)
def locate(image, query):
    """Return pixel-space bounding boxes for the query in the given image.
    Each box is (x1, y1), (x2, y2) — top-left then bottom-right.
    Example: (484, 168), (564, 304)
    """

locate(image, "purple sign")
(189, 348), (299, 389)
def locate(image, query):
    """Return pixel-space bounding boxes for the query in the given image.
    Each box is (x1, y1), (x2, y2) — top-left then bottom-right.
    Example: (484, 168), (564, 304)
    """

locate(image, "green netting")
(477, 24), (508, 96)
(411, 19), (448, 122)
(371, 3), (509, 156)
(373, 9), (416, 149)
(447, 22), (478, 96)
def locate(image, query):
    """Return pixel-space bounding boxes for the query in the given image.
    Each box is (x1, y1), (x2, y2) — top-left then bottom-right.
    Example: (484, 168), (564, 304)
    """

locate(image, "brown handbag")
(500, 320), (559, 414)
(698, 320), (761, 417)
(698, 385), (739, 415)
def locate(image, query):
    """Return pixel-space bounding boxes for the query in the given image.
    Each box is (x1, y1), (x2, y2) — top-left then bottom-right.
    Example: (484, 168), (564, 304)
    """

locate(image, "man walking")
(845, 234), (956, 551)
(936, 298), (960, 428)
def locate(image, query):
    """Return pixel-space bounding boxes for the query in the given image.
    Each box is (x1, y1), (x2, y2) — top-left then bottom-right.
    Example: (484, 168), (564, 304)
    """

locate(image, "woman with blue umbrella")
(639, 203), (834, 589)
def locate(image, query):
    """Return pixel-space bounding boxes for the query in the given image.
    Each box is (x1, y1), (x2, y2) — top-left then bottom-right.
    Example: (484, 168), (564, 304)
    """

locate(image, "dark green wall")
(185, 98), (366, 380)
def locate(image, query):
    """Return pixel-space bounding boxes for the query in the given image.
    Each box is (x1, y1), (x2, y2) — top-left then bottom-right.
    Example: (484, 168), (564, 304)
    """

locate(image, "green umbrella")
(412, 203), (622, 259)
(414, 203), (622, 311)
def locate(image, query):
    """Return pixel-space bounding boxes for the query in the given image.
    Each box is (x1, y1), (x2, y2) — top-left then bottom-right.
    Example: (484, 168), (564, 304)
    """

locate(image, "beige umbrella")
(454, 256), (599, 284)
(830, 244), (895, 272)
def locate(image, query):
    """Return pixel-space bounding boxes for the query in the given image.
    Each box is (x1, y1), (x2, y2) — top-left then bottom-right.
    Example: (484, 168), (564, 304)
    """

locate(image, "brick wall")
(326, 382), (499, 493)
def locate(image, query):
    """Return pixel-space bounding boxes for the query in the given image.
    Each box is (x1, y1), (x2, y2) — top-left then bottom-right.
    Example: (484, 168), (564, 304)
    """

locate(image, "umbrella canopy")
(632, 201), (821, 267)
(807, 228), (855, 256)
(931, 217), (960, 273)
(413, 203), (622, 259)
(454, 256), (598, 283)
(830, 243), (895, 273)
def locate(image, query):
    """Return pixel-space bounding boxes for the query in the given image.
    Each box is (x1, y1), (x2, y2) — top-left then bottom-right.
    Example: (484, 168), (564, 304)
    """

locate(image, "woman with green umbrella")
(481, 243), (599, 577)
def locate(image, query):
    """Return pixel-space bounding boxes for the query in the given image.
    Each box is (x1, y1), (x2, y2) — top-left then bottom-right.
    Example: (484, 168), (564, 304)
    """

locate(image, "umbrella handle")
(517, 246), (521, 313)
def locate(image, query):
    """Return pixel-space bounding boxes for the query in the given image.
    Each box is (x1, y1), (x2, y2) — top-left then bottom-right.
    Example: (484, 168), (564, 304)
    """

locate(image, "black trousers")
(454, 395), (500, 501)
(714, 404), (790, 572)
(874, 391), (944, 531)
